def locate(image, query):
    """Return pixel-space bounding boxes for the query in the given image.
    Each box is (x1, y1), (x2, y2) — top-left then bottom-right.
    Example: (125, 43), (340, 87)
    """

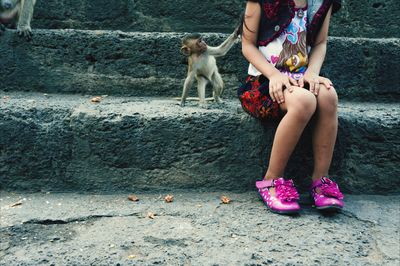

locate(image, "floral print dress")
(238, 6), (310, 120)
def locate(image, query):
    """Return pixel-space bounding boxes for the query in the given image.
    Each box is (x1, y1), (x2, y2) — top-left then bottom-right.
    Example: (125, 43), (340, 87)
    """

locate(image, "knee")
(317, 86), (338, 115)
(288, 89), (317, 121)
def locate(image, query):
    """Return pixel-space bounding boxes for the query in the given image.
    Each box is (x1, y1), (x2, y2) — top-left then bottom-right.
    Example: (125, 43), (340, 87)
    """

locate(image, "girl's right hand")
(269, 72), (298, 104)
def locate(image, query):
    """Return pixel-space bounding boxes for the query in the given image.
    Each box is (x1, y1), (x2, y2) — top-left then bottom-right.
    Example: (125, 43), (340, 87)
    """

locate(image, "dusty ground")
(0, 191), (399, 265)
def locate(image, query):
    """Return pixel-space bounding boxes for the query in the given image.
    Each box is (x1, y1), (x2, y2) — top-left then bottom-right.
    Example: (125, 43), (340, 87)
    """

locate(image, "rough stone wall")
(0, 30), (398, 102)
(0, 93), (398, 193)
(31, 0), (400, 38)
(0, 0), (399, 194)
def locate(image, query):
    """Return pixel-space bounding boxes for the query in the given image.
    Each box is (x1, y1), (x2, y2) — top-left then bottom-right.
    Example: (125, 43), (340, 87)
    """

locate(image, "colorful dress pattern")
(239, 6), (310, 120)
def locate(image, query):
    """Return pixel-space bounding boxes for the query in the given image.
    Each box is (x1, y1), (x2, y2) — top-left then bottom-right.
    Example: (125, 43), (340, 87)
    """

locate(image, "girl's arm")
(300, 6), (334, 95)
(242, 1), (297, 104)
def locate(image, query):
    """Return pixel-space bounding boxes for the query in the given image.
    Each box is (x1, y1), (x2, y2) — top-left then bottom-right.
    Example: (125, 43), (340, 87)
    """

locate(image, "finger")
(288, 85), (294, 93)
(298, 77), (304, 88)
(309, 80), (315, 94)
(277, 86), (284, 104)
(269, 84), (276, 102)
(324, 78), (334, 89)
(273, 85), (280, 103)
(289, 77), (298, 86)
(284, 81), (293, 93)
(314, 80), (320, 96)
(322, 78), (331, 90)
(325, 77), (333, 86)
(272, 87), (279, 103)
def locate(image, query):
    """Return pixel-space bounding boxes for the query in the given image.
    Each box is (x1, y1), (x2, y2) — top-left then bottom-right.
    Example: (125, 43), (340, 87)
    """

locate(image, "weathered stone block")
(30, 0), (400, 38)
(0, 30), (398, 101)
(0, 92), (398, 194)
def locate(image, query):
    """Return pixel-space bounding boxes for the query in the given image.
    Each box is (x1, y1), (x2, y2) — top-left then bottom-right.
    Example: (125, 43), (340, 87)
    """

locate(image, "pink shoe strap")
(256, 177), (297, 189)
(255, 179), (275, 189)
(312, 179), (322, 189)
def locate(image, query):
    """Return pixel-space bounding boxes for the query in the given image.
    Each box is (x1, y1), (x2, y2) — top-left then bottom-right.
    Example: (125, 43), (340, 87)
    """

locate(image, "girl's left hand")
(299, 71), (334, 96)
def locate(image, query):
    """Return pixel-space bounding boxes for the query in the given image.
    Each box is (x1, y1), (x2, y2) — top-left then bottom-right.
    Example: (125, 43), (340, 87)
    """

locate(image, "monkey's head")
(0, 0), (18, 11)
(181, 33), (207, 56)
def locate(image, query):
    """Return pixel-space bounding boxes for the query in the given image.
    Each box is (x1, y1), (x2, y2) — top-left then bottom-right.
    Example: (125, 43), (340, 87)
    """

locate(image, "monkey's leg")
(211, 72), (224, 104)
(181, 73), (195, 107)
(0, 23), (5, 35)
(17, 0), (36, 40)
(197, 76), (208, 108)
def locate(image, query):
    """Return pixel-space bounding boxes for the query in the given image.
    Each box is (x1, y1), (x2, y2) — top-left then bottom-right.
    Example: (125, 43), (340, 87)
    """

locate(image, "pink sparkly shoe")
(311, 177), (344, 210)
(256, 177), (300, 214)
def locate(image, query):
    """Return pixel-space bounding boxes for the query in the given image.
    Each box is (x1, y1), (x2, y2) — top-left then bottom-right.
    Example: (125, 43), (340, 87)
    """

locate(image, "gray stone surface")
(30, 0), (400, 38)
(0, 192), (399, 265)
(0, 91), (399, 194)
(0, 30), (399, 102)
(0, 2), (398, 264)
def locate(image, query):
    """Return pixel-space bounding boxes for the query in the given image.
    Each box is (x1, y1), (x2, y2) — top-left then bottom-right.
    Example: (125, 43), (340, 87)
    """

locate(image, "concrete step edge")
(7, 29), (400, 42)
(0, 91), (399, 194)
(0, 91), (399, 122)
(1, 30), (399, 101)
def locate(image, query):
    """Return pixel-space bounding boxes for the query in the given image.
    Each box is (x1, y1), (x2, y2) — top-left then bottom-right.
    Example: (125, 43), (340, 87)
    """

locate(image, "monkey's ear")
(180, 46), (191, 56)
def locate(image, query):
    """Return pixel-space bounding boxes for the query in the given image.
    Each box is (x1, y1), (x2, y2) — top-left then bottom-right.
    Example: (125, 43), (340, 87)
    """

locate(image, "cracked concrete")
(0, 191), (399, 265)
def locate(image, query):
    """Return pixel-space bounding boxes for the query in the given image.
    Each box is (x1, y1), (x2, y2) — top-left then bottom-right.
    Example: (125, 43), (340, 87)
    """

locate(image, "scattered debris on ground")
(164, 194), (174, 203)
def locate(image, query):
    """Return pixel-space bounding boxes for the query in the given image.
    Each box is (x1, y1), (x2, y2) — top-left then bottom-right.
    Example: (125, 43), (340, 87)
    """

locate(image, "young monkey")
(180, 27), (239, 107)
(0, 0), (36, 40)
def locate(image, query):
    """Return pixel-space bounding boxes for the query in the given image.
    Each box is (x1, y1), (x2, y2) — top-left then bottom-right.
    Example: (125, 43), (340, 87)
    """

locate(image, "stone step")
(0, 30), (399, 102)
(0, 91), (398, 194)
(31, 0), (399, 39)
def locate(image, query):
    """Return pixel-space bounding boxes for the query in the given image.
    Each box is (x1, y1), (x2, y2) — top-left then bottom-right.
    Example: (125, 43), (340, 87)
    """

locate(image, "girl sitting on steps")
(239, 0), (344, 214)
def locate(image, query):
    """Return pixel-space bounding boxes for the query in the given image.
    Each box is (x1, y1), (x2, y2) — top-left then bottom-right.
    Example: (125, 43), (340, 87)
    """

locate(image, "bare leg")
(264, 87), (317, 180)
(17, 0), (37, 40)
(197, 76), (208, 107)
(211, 71), (224, 103)
(0, 23), (5, 35)
(311, 85), (338, 181)
(181, 73), (195, 107)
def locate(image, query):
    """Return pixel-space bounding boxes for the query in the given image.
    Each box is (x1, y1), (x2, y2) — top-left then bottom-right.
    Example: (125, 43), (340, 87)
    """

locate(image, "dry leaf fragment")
(128, 195), (139, 202)
(147, 212), (156, 219)
(164, 194), (174, 203)
(10, 200), (23, 207)
(220, 196), (231, 204)
(128, 255), (136, 259)
(91, 96), (102, 103)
